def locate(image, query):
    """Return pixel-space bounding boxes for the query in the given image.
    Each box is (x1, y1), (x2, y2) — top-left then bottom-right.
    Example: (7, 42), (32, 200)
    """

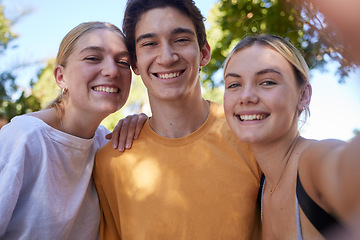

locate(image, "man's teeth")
(93, 86), (118, 93)
(240, 114), (267, 121)
(157, 72), (181, 79)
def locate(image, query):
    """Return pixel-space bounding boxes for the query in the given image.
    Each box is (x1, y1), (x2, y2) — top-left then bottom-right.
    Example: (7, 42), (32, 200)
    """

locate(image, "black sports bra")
(257, 173), (351, 238)
(296, 172), (350, 238)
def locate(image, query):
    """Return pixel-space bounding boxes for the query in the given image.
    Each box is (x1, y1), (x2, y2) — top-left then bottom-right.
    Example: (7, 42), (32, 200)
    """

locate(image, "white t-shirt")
(0, 115), (109, 239)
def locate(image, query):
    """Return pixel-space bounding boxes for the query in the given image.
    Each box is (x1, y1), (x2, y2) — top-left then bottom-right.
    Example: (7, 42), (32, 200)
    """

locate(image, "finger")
(124, 115), (140, 149)
(133, 113), (148, 139)
(117, 116), (132, 151)
(111, 119), (123, 149)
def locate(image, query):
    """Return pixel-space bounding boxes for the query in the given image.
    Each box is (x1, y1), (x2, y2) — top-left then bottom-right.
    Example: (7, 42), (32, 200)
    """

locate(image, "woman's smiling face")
(60, 28), (132, 116)
(223, 44), (303, 144)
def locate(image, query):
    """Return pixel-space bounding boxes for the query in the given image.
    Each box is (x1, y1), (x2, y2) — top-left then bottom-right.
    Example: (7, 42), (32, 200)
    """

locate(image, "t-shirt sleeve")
(95, 125), (111, 148)
(0, 122), (25, 236)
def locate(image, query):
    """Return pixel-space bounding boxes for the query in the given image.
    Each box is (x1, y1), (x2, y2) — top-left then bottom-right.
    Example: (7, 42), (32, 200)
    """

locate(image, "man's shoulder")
(95, 125), (151, 164)
(208, 101), (225, 117)
(207, 101), (229, 128)
(207, 101), (252, 145)
(96, 140), (120, 160)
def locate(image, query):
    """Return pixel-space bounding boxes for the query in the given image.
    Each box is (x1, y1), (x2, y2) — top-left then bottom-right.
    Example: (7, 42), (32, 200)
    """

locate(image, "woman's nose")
(239, 85), (259, 104)
(101, 59), (120, 78)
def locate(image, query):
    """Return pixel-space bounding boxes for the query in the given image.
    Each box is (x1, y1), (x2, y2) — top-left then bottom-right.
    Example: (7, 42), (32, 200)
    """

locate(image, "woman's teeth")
(239, 114), (267, 121)
(93, 86), (119, 93)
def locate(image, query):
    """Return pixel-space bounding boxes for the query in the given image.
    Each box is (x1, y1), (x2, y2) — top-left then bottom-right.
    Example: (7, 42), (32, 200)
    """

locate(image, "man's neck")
(148, 97), (210, 138)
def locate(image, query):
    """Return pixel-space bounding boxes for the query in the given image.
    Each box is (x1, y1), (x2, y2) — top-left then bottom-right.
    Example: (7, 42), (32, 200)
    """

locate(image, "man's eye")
(142, 42), (156, 47)
(175, 38), (189, 43)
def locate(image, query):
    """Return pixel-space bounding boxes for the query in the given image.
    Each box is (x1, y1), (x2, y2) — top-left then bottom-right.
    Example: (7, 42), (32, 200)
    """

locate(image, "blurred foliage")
(299, 1), (358, 81)
(203, 0), (357, 87)
(0, 2), (40, 121)
(0, 91), (41, 121)
(32, 58), (59, 108)
(0, 3), (17, 55)
(0, 3), (17, 105)
(202, 81), (224, 104)
(354, 129), (360, 137)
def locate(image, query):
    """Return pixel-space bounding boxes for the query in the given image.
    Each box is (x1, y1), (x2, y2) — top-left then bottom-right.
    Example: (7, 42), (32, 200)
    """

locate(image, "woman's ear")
(298, 83), (312, 110)
(53, 65), (67, 89)
(200, 40), (211, 67)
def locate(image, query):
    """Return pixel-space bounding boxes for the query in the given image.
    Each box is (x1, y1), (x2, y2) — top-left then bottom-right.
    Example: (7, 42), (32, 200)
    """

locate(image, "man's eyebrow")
(171, 27), (195, 36)
(136, 33), (156, 43)
(136, 27), (195, 44)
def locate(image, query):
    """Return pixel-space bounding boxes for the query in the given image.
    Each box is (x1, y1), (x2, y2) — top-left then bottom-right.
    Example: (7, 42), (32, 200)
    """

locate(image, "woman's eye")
(84, 57), (100, 61)
(118, 61), (130, 68)
(227, 83), (241, 89)
(261, 80), (276, 86)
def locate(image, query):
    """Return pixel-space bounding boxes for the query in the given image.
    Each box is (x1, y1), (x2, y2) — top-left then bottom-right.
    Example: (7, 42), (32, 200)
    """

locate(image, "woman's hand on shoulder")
(106, 113), (148, 151)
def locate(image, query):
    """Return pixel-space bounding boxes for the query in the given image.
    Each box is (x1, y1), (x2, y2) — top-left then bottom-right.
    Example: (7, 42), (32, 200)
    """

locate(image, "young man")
(93, 1), (261, 239)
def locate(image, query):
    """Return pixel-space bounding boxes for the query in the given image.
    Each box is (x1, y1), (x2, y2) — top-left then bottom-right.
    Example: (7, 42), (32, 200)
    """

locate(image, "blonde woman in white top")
(0, 21), (145, 239)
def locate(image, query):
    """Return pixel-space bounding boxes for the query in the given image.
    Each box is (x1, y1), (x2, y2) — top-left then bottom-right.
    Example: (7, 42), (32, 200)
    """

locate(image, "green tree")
(0, 2), (40, 121)
(354, 129), (360, 136)
(1, 91), (41, 119)
(0, 3), (17, 103)
(32, 58), (59, 108)
(203, 0), (357, 87)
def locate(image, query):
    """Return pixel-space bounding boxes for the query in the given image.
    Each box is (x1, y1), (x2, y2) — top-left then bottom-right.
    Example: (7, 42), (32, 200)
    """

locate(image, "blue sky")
(2, 0), (360, 141)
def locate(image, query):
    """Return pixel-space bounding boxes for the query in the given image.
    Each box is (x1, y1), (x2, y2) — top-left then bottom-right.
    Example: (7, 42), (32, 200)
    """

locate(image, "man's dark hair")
(123, 0), (207, 60)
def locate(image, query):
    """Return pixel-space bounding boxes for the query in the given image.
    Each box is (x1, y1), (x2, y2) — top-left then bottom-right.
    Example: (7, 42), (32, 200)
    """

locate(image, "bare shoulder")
(299, 139), (346, 172)
(298, 135), (360, 233)
(298, 138), (353, 217)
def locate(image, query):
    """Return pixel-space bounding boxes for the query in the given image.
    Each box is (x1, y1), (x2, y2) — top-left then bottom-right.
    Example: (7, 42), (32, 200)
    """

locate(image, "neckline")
(142, 101), (217, 145)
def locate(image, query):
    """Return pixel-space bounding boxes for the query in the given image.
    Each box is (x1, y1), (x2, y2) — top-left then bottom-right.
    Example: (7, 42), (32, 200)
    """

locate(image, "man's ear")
(298, 83), (312, 110)
(53, 65), (67, 89)
(131, 58), (140, 76)
(200, 40), (211, 67)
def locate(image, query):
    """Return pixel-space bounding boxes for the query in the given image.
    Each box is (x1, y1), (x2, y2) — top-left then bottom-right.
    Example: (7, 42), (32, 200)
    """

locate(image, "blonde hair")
(223, 34), (310, 118)
(46, 21), (125, 109)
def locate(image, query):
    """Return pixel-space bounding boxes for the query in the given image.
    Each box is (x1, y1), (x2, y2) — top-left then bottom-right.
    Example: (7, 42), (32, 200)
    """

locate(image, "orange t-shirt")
(93, 101), (262, 240)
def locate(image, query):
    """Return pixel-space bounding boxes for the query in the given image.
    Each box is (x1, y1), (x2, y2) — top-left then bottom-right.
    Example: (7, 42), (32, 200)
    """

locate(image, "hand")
(106, 113), (148, 151)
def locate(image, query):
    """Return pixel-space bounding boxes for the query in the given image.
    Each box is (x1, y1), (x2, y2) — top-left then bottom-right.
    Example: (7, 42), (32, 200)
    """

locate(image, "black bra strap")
(257, 174), (265, 208)
(296, 171), (348, 237)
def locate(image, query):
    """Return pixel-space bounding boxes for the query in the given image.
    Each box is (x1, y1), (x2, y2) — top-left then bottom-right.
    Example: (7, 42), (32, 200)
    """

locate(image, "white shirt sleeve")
(0, 121), (27, 236)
